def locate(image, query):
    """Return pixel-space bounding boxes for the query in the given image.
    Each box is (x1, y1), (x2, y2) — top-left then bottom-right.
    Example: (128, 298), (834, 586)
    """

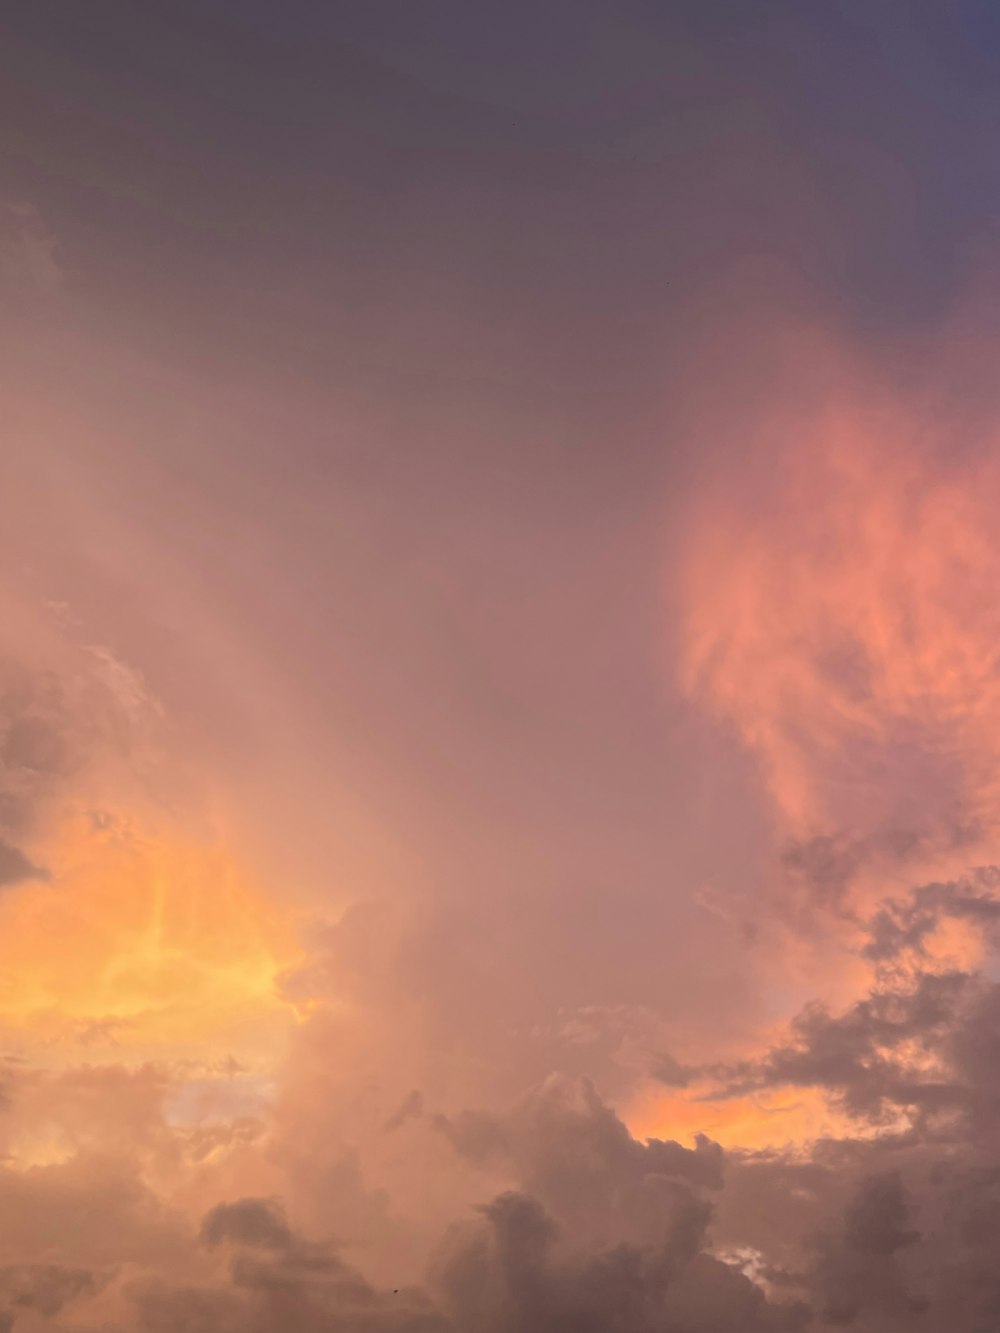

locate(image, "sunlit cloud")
(0, 812), (301, 1069)
(679, 374), (1000, 882)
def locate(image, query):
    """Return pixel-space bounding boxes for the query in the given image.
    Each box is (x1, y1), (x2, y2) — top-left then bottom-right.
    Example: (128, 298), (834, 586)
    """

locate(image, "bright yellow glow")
(0, 812), (302, 1066)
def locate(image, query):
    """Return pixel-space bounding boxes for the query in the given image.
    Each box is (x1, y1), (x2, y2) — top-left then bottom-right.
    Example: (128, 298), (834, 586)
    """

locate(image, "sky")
(4, 2), (1000, 1329)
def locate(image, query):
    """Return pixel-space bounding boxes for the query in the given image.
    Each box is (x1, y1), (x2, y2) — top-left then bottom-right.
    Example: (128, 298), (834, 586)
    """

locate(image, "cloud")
(0, 638), (165, 862)
(8, 15), (1000, 1331)
(677, 345), (1000, 892)
(713, 968), (969, 1123)
(14, 922), (1000, 1331)
(811, 1172), (923, 1326)
(0, 1151), (188, 1269)
(0, 1262), (97, 1320)
(131, 1194), (450, 1333)
(9, 587), (1000, 1333)
(0, 659), (80, 844)
(430, 1071), (727, 1290)
(200, 1198), (293, 1253)
(383, 1091), (426, 1134)
(0, 839), (45, 888)
(121, 1078), (811, 1333)
(650, 1052), (694, 1089)
(863, 868), (1000, 963)
(429, 1080), (807, 1333)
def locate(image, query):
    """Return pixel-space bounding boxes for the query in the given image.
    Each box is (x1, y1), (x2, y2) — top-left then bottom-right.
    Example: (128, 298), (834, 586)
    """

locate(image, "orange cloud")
(665, 348), (1000, 1153)
(679, 386), (1000, 877)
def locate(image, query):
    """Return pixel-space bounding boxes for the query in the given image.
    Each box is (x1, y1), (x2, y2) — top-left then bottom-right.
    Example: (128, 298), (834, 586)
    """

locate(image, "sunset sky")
(5, 3), (1000, 1330)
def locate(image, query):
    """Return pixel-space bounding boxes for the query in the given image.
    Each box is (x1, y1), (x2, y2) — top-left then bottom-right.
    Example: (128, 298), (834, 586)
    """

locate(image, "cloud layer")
(6, 3), (1000, 1331)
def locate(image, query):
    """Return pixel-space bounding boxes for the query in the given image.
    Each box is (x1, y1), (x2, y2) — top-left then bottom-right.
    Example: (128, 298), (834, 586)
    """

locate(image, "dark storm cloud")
(698, 869), (1000, 1131)
(812, 1172), (923, 1326)
(720, 1132), (1000, 1330)
(426, 1079), (808, 1330)
(200, 1199), (294, 1254)
(432, 1187), (807, 1333)
(434, 1074), (725, 1219)
(700, 936), (1000, 1329)
(129, 1081), (812, 1333)
(25, 1052), (1000, 1332)
(273, 887), (1000, 1332)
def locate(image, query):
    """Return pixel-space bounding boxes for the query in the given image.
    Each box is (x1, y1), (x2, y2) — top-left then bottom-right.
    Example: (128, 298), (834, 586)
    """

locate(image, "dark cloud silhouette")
(864, 868), (1000, 962)
(0, 1262), (96, 1320)
(0, 838), (44, 887)
(128, 1083), (810, 1333)
(715, 969), (969, 1122)
(200, 1198), (294, 1254)
(0, 648), (157, 870)
(650, 1051), (693, 1089)
(433, 1185), (808, 1333)
(134, 1194), (449, 1333)
(435, 1075), (725, 1229)
(383, 1090), (426, 1134)
(781, 835), (869, 913)
(22, 1023), (1000, 1332)
(423, 1077), (814, 1331)
(811, 1173), (924, 1326)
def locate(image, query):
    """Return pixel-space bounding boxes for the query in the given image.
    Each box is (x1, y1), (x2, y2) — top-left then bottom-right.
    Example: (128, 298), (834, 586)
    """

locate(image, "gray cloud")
(133, 1195), (449, 1333)
(433, 1185), (808, 1333)
(811, 1173), (924, 1326)
(200, 1199), (294, 1254)
(127, 1079), (811, 1333)
(864, 869), (1000, 963)
(8, 6), (1000, 1332)
(780, 835), (870, 914)
(650, 1052), (694, 1089)
(713, 969), (969, 1122)
(434, 1075), (725, 1234)
(0, 838), (45, 888)
(425, 1077), (811, 1331)
(0, 1262), (96, 1320)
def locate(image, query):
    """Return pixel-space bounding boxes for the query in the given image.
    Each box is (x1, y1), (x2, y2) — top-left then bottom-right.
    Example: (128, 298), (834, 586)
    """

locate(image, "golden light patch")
(919, 913), (986, 973)
(0, 812), (302, 1067)
(624, 1082), (867, 1152)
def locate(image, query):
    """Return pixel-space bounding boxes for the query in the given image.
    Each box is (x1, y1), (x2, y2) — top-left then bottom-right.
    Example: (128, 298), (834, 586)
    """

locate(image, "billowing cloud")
(7, 4), (1000, 1331)
(678, 359), (1000, 884)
